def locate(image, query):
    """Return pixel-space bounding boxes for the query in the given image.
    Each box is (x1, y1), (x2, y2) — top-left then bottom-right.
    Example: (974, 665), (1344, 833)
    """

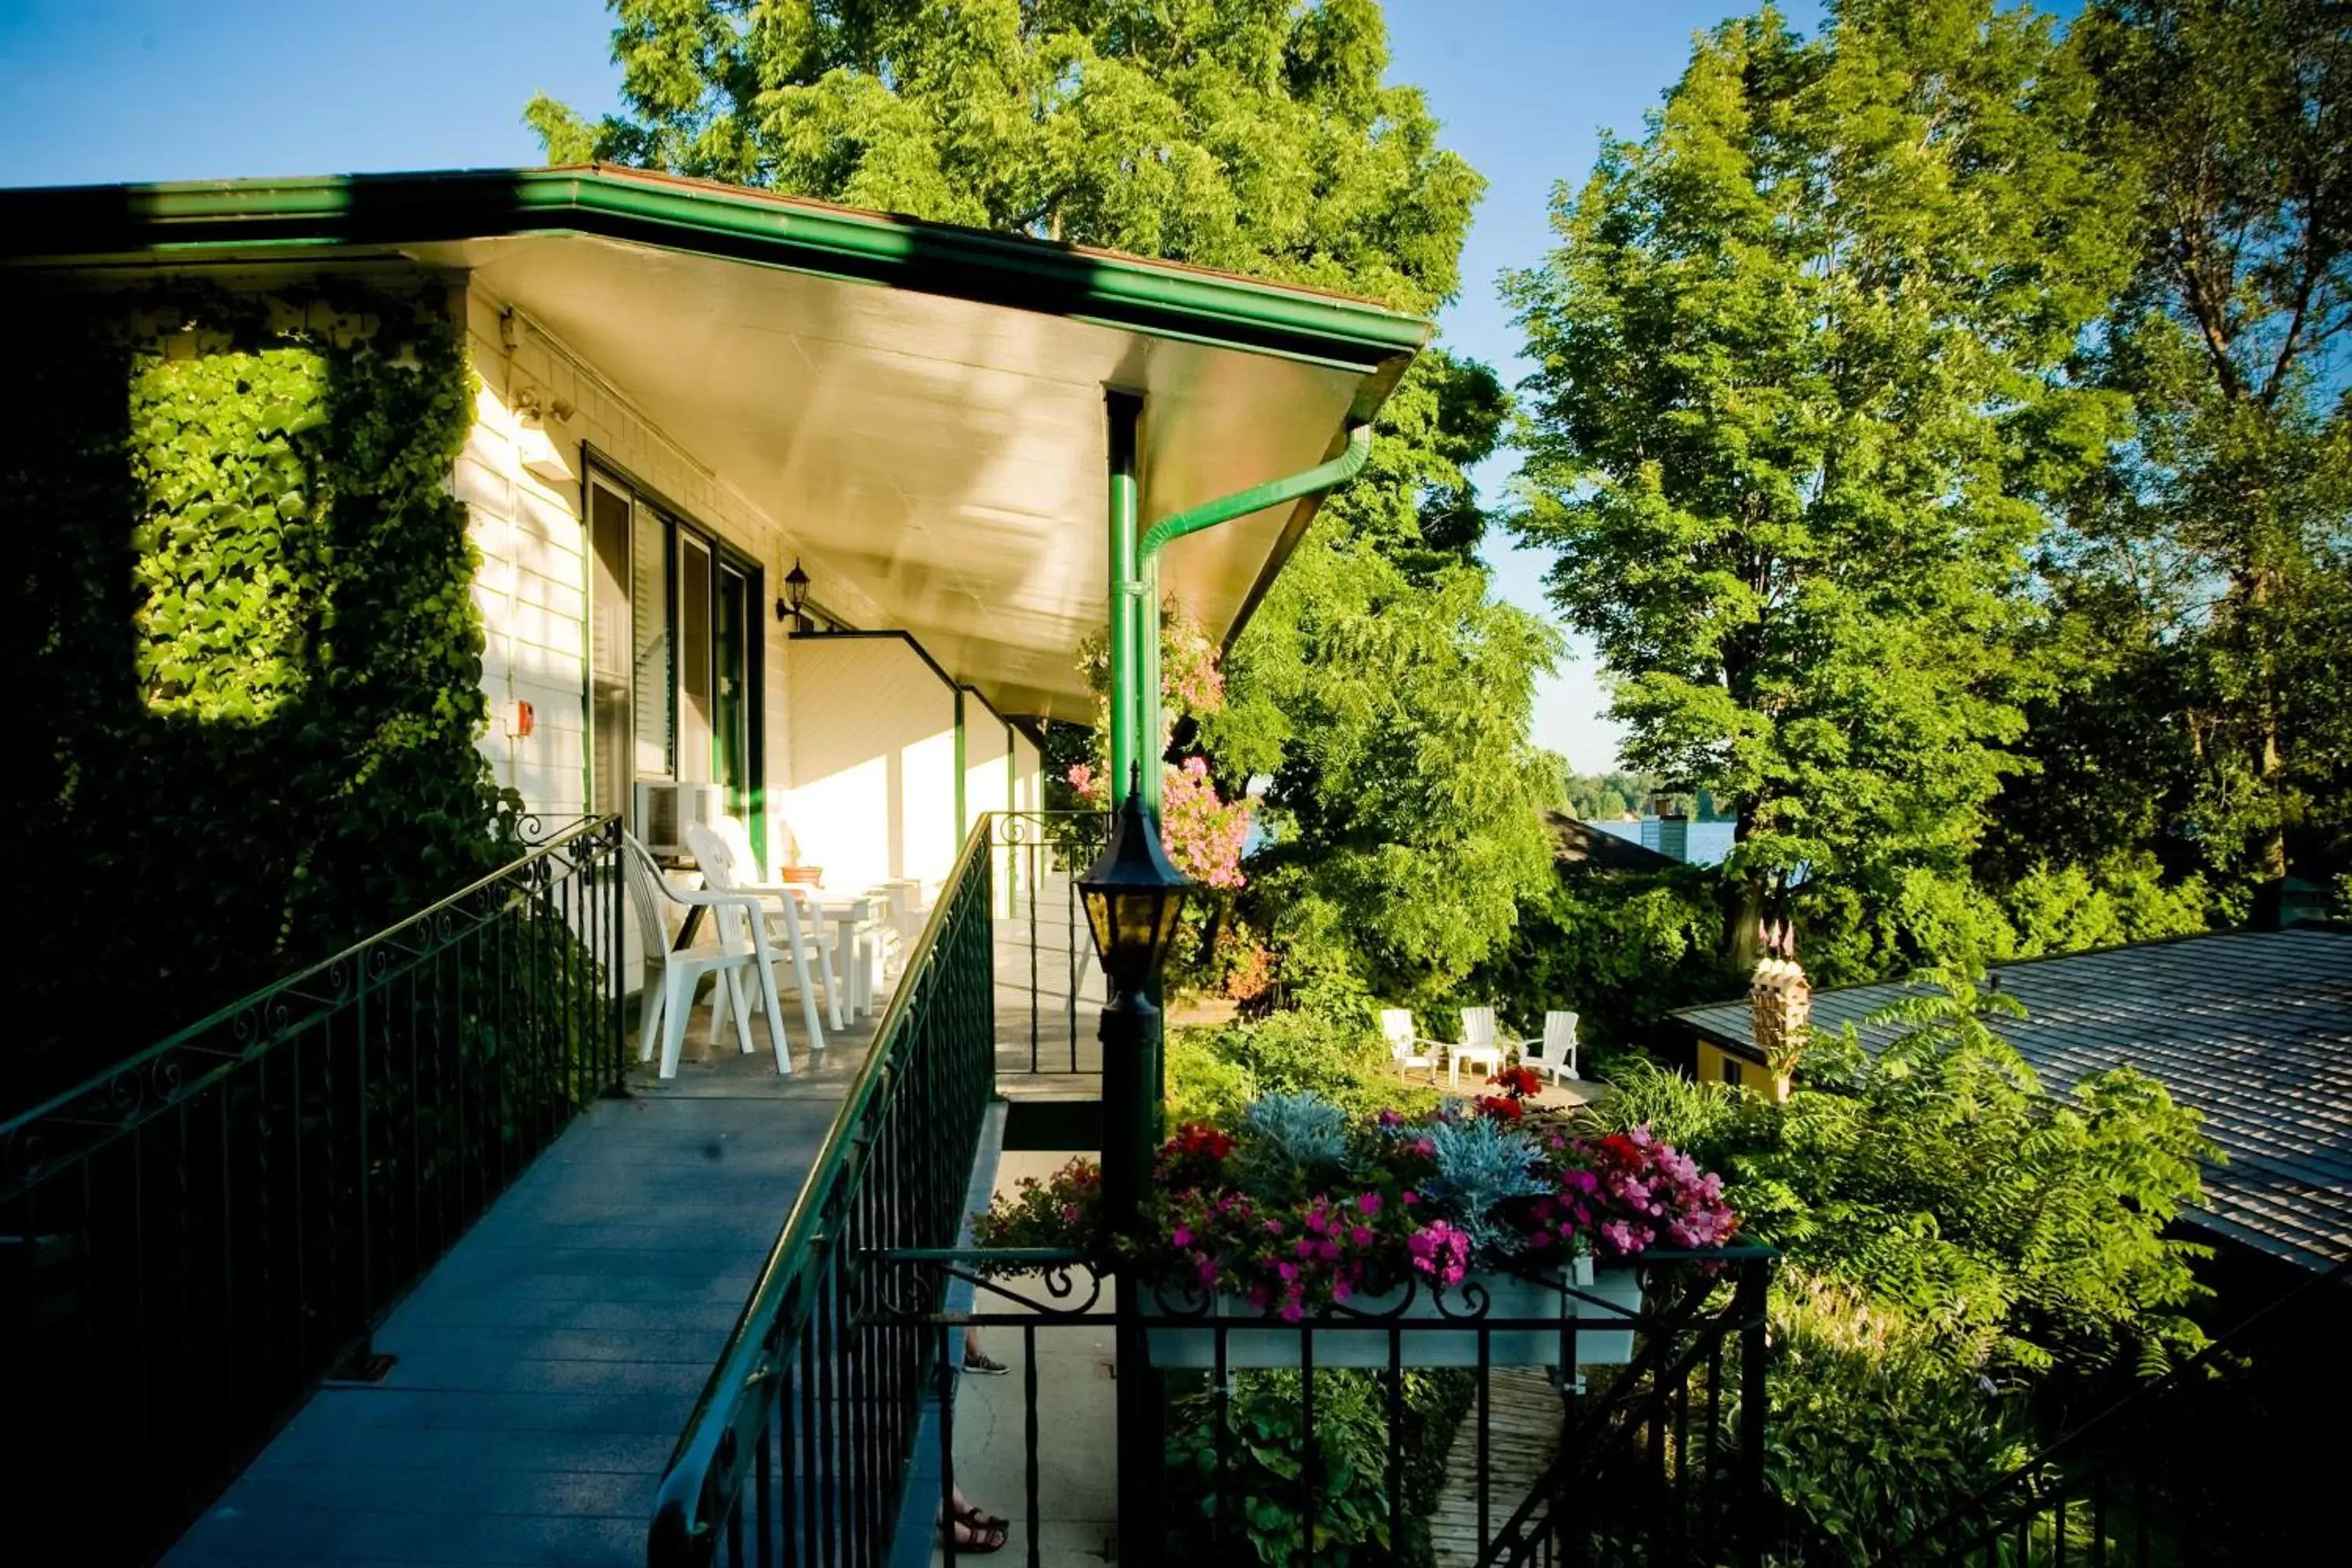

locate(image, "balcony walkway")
(165, 902), (1095, 1568)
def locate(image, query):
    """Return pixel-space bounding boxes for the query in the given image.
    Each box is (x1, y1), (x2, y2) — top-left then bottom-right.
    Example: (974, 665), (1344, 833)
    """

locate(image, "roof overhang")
(1, 166), (1430, 717)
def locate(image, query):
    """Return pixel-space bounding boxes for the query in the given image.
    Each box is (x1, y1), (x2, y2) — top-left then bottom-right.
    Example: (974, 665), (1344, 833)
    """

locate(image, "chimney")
(1746, 919), (1809, 1102)
(1652, 794), (1690, 863)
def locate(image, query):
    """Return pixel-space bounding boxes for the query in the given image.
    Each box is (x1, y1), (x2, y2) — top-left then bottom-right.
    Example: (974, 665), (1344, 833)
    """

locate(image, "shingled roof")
(1543, 810), (1682, 873)
(1671, 927), (2352, 1273)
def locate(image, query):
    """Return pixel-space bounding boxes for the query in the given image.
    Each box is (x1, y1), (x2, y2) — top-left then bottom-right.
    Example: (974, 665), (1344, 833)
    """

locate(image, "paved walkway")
(166, 940), (1059, 1568)
(165, 1076), (843, 1566)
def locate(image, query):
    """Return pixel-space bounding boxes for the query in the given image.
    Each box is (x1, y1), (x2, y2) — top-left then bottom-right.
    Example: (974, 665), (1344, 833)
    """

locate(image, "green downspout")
(1105, 391), (1146, 803)
(1131, 421), (1375, 812)
(953, 686), (967, 847)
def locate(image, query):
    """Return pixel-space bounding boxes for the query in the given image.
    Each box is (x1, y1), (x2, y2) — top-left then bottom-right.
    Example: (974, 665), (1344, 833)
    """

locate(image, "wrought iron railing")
(989, 809), (1109, 1075)
(0, 815), (625, 1566)
(1869, 1257), (2352, 1568)
(647, 813), (1000, 1567)
(873, 1243), (1776, 1568)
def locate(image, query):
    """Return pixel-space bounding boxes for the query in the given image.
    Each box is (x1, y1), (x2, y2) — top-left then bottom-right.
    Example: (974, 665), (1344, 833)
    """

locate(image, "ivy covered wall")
(5, 280), (515, 1103)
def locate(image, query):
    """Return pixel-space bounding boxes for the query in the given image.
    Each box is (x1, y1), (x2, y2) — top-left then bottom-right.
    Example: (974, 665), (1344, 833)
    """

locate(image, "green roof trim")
(0, 165), (1432, 373)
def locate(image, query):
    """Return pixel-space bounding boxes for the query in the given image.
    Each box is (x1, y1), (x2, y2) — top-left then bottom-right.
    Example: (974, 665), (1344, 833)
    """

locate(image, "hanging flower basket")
(1139, 1254), (1644, 1370)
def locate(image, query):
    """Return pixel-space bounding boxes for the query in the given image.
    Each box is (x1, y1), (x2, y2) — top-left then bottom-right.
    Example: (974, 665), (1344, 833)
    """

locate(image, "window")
(586, 481), (634, 818)
(677, 534), (713, 783)
(583, 463), (760, 828)
(1721, 1056), (1745, 1088)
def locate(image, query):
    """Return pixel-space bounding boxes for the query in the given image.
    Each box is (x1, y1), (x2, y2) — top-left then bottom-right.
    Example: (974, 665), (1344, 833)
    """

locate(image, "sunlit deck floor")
(167, 955), (1076, 1568)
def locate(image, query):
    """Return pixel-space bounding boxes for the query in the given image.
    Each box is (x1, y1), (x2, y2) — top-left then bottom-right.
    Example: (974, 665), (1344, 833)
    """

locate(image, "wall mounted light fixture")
(777, 558), (811, 628)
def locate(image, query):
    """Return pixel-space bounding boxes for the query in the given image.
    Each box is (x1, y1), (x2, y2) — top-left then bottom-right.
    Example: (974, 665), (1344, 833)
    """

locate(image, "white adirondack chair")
(620, 831), (791, 1080)
(686, 822), (833, 1054)
(1452, 1007), (1505, 1087)
(706, 814), (845, 1031)
(1519, 1010), (1580, 1086)
(1381, 1008), (1439, 1083)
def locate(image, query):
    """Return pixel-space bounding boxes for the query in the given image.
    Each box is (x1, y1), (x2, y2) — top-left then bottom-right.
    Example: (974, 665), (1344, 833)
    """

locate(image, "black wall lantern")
(1079, 765), (1192, 997)
(776, 558), (811, 628)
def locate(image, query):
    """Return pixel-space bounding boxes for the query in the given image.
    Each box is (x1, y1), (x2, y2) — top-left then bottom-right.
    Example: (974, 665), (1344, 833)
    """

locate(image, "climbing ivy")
(6, 281), (516, 1102)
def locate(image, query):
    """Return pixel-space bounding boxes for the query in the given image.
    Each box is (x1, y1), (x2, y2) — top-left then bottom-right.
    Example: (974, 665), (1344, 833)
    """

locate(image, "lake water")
(1588, 818), (1736, 866)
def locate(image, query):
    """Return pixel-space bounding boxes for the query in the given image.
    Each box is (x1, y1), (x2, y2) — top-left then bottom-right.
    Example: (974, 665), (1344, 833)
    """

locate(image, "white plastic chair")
(686, 822), (833, 1053)
(620, 831), (790, 1080)
(1519, 1010), (1580, 1086)
(1381, 1008), (1439, 1083)
(1452, 1007), (1504, 1087)
(704, 815), (844, 1031)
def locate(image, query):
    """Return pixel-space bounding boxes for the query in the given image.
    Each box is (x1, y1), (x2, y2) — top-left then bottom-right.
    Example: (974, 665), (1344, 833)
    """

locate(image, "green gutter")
(2, 166), (1429, 375)
(1129, 423), (1374, 811)
(1138, 422), (1374, 558)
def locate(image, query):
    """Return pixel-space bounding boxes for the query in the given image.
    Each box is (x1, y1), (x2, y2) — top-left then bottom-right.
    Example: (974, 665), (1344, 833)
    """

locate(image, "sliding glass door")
(713, 562), (753, 816)
(583, 464), (760, 836)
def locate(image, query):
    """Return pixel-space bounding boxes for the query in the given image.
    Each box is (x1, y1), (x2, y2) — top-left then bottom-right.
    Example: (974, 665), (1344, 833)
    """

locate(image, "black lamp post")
(1077, 766), (1191, 1225)
(1078, 765), (1189, 1568)
(776, 558), (811, 629)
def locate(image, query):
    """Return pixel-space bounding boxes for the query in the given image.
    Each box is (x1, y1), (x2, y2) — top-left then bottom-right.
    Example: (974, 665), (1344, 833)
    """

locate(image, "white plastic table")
(1450, 1044), (1503, 1087)
(814, 894), (885, 1018)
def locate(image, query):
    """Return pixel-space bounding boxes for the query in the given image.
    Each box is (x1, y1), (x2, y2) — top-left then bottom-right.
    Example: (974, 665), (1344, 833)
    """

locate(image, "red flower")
(1487, 1065), (1543, 1100)
(1473, 1094), (1526, 1121)
(1167, 1123), (1235, 1162)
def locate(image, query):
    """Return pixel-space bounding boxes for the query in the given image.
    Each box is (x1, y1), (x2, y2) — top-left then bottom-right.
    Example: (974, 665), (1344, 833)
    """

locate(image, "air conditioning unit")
(634, 781), (728, 857)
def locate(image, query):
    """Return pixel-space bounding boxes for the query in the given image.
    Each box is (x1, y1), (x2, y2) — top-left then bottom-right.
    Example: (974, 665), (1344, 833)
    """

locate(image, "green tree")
(1505, 1), (2140, 972)
(535, 1), (1562, 1000)
(2042, 0), (2352, 905)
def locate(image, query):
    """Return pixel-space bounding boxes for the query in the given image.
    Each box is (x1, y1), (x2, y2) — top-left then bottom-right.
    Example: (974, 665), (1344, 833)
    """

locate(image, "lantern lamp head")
(1078, 765), (1192, 996)
(778, 559), (812, 626)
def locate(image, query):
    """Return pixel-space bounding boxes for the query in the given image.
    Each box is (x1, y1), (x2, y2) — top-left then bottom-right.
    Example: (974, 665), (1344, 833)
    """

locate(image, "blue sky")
(0, 0), (1827, 770)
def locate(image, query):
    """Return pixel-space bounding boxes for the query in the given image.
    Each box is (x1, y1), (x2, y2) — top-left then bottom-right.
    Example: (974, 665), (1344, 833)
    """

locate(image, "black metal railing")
(0, 815), (626, 1566)
(873, 1244), (1777, 1568)
(1870, 1257), (2352, 1568)
(989, 810), (1109, 1076)
(647, 814), (1000, 1567)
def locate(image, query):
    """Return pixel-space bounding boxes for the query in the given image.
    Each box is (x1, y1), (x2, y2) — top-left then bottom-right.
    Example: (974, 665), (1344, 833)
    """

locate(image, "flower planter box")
(1141, 1258), (1642, 1370)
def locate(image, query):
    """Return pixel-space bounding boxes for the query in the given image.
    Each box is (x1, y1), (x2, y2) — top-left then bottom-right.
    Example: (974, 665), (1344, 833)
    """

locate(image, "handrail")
(0, 813), (621, 1156)
(648, 810), (1001, 1561)
(2, 811), (627, 1566)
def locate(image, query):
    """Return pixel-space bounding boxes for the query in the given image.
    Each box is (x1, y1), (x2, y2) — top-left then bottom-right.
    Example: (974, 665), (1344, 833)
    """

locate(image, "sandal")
(944, 1513), (1008, 1554)
(956, 1501), (1010, 1533)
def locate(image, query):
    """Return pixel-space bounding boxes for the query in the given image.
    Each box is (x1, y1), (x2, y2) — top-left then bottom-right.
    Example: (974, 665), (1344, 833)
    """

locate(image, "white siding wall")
(964, 697), (1012, 825)
(1012, 731), (1044, 813)
(460, 288), (797, 854)
(964, 696), (1012, 913)
(785, 638), (960, 896)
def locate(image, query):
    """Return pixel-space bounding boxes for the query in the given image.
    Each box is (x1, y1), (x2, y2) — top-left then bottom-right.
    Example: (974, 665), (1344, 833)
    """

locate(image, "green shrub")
(1597, 976), (2212, 1381)
(1166, 1367), (1475, 1568)
(1755, 1272), (2029, 1564)
(7, 281), (511, 1102)
(1579, 1055), (1779, 1174)
(1472, 866), (1737, 1053)
(1169, 1008), (1443, 1126)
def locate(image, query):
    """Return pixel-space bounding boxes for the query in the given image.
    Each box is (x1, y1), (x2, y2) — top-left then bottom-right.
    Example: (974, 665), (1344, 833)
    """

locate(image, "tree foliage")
(1588, 974), (2212, 1560)
(2016, 0), (2352, 906)
(1507, 0), (2142, 970)
(6, 284), (512, 1103)
(1590, 977), (2213, 1381)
